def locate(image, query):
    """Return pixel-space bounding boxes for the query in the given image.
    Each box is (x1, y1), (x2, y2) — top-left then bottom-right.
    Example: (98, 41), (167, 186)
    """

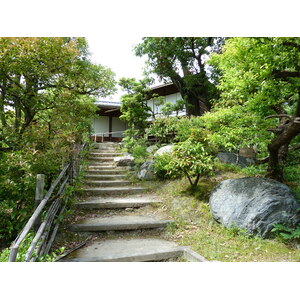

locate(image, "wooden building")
(91, 82), (185, 142)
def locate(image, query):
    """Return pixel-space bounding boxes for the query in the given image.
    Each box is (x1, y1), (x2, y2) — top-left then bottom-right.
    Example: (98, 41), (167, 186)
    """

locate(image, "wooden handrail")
(8, 164), (69, 262)
(8, 142), (87, 262)
(92, 131), (124, 142)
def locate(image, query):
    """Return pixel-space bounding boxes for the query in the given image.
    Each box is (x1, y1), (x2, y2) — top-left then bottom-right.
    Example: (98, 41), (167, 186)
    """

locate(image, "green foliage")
(169, 139), (215, 188)
(135, 37), (223, 115)
(119, 78), (152, 152)
(146, 117), (179, 144)
(272, 224), (300, 241)
(153, 153), (179, 180)
(0, 38), (116, 244)
(130, 139), (149, 166)
(208, 37), (300, 179)
(0, 231), (65, 262)
(241, 165), (267, 177)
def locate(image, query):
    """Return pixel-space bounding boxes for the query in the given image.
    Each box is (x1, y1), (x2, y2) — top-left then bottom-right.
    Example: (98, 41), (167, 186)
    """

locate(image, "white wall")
(92, 116), (126, 138)
(146, 92), (186, 120)
(112, 117), (127, 137)
(92, 116), (109, 134)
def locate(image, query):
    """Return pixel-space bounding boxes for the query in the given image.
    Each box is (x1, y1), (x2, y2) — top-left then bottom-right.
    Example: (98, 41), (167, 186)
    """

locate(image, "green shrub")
(131, 140), (149, 166)
(146, 117), (179, 144)
(168, 140), (215, 188)
(153, 153), (180, 180)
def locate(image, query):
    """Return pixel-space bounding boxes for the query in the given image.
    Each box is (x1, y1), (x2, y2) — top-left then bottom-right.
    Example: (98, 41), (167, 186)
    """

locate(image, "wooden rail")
(92, 131), (124, 143)
(8, 143), (88, 262)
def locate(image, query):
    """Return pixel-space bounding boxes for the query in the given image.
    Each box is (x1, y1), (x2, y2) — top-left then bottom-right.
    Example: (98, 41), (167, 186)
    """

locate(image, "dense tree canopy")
(0, 37), (116, 244)
(135, 37), (224, 116)
(209, 37), (300, 180)
(0, 37), (116, 139)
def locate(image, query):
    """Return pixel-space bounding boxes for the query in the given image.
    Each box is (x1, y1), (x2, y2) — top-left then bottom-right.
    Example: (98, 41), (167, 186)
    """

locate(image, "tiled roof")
(95, 100), (121, 107)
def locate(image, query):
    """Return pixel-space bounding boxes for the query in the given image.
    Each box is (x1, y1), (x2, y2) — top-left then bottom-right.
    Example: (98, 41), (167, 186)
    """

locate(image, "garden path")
(58, 142), (205, 262)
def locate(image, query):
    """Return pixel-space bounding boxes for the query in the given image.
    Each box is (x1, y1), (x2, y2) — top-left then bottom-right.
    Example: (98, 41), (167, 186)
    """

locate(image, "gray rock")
(146, 144), (159, 154)
(217, 152), (254, 168)
(209, 177), (300, 237)
(154, 145), (174, 157)
(114, 155), (134, 166)
(137, 160), (155, 180)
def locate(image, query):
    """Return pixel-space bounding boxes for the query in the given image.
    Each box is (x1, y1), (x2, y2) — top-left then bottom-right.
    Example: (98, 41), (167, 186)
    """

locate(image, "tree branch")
(272, 71), (300, 79)
(264, 114), (292, 120)
(282, 41), (300, 51)
(289, 144), (300, 152)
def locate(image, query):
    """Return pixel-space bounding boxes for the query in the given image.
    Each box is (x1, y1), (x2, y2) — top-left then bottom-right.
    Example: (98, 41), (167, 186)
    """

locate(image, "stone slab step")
(68, 215), (173, 232)
(84, 180), (132, 187)
(85, 169), (128, 175)
(60, 238), (182, 262)
(89, 157), (115, 162)
(83, 186), (145, 196)
(87, 164), (116, 168)
(76, 195), (162, 209)
(89, 152), (121, 157)
(84, 174), (127, 180)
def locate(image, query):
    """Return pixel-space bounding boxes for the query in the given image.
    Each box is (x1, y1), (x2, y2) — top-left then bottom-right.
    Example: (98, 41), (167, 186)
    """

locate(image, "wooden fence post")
(34, 174), (45, 232)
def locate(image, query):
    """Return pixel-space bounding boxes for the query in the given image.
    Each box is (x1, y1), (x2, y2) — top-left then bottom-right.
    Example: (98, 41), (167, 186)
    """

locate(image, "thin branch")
(272, 70), (300, 78)
(289, 144), (300, 151)
(264, 114), (293, 120)
(255, 156), (269, 164)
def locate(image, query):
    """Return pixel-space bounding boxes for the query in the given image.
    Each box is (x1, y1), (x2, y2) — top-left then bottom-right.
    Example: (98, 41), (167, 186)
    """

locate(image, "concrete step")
(68, 215), (173, 232)
(85, 169), (128, 175)
(87, 164), (116, 169)
(89, 152), (121, 157)
(84, 174), (127, 180)
(76, 195), (162, 209)
(83, 186), (145, 196)
(60, 238), (182, 262)
(84, 180), (132, 187)
(89, 157), (115, 162)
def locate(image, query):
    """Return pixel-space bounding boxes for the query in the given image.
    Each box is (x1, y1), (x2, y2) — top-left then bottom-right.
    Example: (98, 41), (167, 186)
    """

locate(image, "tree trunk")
(171, 75), (210, 116)
(267, 118), (300, 181)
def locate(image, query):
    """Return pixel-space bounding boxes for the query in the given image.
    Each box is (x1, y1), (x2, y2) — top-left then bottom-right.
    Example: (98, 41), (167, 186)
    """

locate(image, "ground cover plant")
(149, 171), (300, 262)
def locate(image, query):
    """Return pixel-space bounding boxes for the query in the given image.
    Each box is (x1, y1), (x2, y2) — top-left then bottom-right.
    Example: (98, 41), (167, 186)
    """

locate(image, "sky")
(86, 35), (148, 101)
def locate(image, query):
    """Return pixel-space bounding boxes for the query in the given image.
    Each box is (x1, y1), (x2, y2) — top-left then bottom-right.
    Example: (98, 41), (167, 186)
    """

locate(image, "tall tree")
(209, 37), (300, 181)
(135, 37), (224, 116)
(0, 37), (116, 139)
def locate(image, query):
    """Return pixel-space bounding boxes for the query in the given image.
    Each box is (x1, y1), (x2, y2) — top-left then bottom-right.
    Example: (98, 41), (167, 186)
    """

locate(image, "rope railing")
(8, 143), (88, 262)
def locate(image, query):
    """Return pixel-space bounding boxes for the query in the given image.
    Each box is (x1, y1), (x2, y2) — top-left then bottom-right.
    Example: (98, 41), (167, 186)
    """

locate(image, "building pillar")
(109, 116), (112, 142)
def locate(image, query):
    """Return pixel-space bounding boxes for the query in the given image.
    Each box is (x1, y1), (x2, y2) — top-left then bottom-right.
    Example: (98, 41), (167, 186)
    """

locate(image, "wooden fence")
(8, 143), (88, 262)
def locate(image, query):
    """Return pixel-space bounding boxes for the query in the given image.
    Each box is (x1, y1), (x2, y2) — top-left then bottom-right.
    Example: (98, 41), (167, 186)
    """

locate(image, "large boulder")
(217, 152), (254, 168)
(154, 145), (174, 157)
(114, 155), (134, 166)
(209, 177), (300, 237)
(137, 160), (155, 180)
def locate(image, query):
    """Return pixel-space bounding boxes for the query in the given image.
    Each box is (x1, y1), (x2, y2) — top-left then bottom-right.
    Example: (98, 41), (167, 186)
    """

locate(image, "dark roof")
(150, 82), (179, 96)
(95, 100), (121, 109)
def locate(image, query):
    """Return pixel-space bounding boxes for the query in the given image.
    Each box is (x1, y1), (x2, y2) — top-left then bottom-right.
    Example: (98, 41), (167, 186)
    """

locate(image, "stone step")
(89, 152), (121, 157)
(87, 164), (116, 169)
(83, 186), (145, 196)
(85, 169), (128, 175)
(93, 146), (119, 151)
(76, 195), (162, 209)
(60, 238), (183, 262)
(84, 174), (127, 180)
(84, 180), (132, 187)
(89, 157), (115, 162)
(68, 216), (173, 232)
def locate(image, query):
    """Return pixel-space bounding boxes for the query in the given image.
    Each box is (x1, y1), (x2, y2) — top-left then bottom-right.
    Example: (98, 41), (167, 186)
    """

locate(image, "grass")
(143, 169), (300, 262)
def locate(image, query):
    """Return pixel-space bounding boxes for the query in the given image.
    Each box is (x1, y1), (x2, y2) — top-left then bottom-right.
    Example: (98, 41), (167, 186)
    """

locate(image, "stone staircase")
(59, 142), (206, 262)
